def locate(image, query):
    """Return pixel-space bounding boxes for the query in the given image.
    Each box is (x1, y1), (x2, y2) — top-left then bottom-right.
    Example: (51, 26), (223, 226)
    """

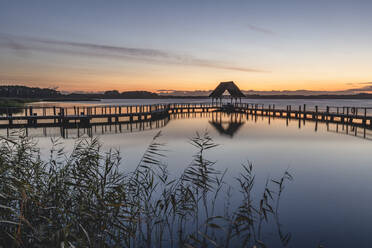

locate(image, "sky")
(0, 0), (372, 93)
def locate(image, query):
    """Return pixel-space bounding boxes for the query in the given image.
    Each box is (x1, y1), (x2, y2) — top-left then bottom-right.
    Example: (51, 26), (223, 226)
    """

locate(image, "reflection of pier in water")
(2, 111), (372, 140)
(60, 116), (171, 139)
(172, 111), (372, 140)
(256, 110), (372, 141)
(5, 116), (170, 139)
(2, 104), (372, 140)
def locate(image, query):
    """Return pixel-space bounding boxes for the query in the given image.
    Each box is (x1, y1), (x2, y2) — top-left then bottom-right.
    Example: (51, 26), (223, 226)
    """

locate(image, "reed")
(0, 130), (294, 247)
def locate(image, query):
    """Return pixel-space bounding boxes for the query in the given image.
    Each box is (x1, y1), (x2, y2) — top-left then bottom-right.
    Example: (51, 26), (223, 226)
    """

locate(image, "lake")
(3, 98), (372, 247)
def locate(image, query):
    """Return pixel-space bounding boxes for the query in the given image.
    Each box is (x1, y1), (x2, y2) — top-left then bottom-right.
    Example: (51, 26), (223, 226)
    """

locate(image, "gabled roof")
(209, 81), (245, 98)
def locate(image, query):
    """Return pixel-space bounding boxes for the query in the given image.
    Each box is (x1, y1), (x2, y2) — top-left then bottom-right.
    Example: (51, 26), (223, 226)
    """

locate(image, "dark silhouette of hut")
(209, 112), (244, 137)
(209, 81), (245, 104)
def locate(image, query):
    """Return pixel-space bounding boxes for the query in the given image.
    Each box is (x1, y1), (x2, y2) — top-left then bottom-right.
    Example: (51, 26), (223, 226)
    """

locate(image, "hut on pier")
(209, 81), (245, 104)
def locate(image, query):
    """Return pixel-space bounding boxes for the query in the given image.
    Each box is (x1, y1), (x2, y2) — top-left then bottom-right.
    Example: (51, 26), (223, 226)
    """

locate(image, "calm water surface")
(4, 99), (372, 247)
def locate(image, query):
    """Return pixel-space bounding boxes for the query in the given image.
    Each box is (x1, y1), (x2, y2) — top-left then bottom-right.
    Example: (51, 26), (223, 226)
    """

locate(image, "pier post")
(9, 114), (13, 126)
(53, 107), (56, 123)
(363, 108), (367, 125)
(286, 105), (289, 117)
(268, 104), (271, 116)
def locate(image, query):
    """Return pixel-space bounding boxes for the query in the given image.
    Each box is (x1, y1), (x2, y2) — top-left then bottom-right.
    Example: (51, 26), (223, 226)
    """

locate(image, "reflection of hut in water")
(209, 81), (245, 104)
(209, 112), (245, 137)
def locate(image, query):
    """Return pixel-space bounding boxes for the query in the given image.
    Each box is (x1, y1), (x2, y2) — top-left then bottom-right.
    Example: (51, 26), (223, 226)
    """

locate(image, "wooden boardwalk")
(2, 108), (372, 140)
(1, 103), (372, 129)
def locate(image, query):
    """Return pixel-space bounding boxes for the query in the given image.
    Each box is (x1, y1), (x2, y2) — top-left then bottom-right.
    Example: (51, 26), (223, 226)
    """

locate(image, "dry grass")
(0, 130), (294, 248)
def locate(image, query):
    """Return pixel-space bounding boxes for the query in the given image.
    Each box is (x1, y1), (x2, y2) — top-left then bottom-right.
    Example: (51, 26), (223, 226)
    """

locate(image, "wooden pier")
(1, 103), (372, 129)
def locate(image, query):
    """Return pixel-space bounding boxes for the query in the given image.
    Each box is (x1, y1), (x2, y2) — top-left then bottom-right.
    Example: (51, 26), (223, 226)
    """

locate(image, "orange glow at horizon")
(2, 78), (370, 93)
(2, 74), (370, 93)
(1, 48), (371, 93)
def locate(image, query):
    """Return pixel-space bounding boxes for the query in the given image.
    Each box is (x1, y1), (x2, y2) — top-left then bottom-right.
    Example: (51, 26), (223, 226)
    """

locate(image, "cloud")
(246, 24), (275, 35)
(344, 85), (372, 92)
(357, 82), (372, 85)
(0, 33), (265, 73)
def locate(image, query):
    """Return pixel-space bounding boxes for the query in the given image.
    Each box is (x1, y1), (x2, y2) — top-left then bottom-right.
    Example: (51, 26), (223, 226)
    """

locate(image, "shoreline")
(3, 95), (372, 106)
(40, 95), (372, 101)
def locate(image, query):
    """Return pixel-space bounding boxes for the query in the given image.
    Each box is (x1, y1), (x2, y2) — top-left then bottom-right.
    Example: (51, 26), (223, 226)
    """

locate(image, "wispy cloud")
(356, 82), (372, 85)
(0, 34), (265, 73)
(344, 85), (372, 93)
(246, 24), (275, 35)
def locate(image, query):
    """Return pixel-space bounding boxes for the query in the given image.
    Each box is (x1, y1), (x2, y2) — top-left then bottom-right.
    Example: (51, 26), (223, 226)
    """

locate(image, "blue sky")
(0, 0), (371, 92)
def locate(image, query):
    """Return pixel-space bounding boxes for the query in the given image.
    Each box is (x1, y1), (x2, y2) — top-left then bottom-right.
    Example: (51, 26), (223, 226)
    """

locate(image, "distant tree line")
(63, 90), (160, 100)
(0, 85), (61, 98)
(0, 85), (160, 99)
(103, 90), (159, 98)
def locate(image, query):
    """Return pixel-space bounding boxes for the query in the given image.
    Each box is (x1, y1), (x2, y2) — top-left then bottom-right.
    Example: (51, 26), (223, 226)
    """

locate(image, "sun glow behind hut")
(209, 81), (245, 104)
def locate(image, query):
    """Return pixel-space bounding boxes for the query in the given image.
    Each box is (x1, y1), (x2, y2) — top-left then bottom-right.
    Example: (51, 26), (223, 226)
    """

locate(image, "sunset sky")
(0, 0), (372, 93)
